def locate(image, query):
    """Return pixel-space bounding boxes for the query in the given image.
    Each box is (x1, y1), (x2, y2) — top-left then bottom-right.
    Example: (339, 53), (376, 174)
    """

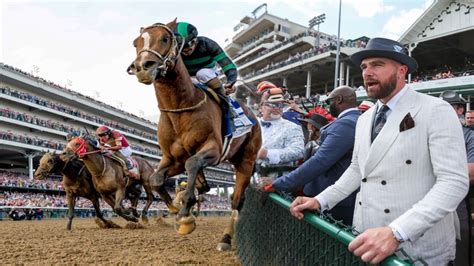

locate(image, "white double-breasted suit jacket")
(319, 87), (469, 264)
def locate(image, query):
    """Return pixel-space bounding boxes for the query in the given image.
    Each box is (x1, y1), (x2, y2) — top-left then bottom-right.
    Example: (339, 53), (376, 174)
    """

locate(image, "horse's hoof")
(175, 221), (196, 235)
(141, 216), (149, 224)
(216, 242), (231, 251)
(106, 220), (121, 229)
(168, 204), (179, 215)
(126, 222), (145, 229)
(175, 216), (196, 235)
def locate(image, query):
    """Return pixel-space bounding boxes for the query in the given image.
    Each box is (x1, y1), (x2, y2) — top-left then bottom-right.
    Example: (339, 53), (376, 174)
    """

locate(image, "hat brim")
(351, 50), (418, 74)
(298, 118), (324, 129)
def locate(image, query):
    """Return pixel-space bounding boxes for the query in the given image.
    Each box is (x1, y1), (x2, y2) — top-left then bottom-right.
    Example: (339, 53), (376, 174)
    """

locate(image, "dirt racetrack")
(0, 216), (240, 264)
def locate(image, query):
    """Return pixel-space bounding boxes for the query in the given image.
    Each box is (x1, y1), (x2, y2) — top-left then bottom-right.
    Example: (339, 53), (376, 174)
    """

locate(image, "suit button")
(384, 209), (390, 213)
(381, 180), (387, 185)
(362, 178), (367, 182)
(359, 201), (362, 205)
(406, 160), (412, 164)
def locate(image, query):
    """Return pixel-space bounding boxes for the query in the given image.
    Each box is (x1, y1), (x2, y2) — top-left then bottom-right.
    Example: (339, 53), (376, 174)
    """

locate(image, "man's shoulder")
(332, 110), (359, 126)
(463, 126), (474, 138)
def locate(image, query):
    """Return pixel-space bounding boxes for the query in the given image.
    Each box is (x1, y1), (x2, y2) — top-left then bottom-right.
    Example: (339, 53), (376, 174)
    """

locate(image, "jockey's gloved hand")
(224, 82), (236, 95)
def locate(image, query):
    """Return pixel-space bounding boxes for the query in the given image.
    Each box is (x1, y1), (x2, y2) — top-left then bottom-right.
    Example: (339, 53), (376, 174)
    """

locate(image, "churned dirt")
(0, 216), (240, 265)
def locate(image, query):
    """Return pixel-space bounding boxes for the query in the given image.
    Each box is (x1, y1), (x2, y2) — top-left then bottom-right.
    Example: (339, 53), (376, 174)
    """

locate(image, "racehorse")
(61, 137), (156, 224)
(127, 19), (262, 250)
(34, 152), (119, 230)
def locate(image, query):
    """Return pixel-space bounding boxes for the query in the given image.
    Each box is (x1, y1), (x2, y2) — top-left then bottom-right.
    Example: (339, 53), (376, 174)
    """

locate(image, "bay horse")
(127, 19), (262, 250)
(34, 152), (119, 230)
(61, 137), (156, 224)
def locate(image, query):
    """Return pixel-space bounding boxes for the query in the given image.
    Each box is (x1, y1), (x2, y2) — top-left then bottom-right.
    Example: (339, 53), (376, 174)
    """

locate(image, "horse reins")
(72, 138), (107, 177)
(159, 92), (207, 113)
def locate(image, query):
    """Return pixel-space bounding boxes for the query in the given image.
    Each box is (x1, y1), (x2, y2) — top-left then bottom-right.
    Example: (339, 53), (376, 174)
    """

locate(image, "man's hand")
(224, 83), (235, 95)
(258, 177), (275, 192)
(289, 196), (320, 220)
(348, 226), (400, 264)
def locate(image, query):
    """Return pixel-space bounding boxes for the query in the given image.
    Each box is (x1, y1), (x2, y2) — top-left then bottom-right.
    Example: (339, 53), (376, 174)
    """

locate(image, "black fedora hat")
(298, 114), (329, 129)
(351, 37), (418, 74)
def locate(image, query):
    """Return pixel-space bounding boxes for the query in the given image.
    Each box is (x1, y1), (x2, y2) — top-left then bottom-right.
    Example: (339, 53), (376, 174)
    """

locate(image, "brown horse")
(61, 137), (156, 224)
(127, 19), (262, 250)
(34, 152), (119, 230)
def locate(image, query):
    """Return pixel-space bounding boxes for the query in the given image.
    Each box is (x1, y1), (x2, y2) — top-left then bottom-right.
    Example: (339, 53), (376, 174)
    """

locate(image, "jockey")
(174, 22), (237, 115)
(95, 125), (134, 176)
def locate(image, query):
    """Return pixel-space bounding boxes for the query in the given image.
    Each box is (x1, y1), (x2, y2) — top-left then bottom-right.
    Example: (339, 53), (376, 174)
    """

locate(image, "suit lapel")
(364, 89), (421, 175)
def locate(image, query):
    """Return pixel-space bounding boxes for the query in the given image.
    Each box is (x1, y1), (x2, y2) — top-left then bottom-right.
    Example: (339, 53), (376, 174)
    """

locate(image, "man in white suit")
(289, 38), (469, 265)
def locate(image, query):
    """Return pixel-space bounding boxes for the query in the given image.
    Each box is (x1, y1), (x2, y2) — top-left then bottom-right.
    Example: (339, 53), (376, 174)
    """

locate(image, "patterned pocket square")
(400, 113), (415, 132)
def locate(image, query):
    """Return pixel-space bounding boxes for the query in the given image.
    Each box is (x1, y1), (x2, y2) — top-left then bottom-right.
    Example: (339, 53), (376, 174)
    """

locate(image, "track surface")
(0, 216), (240, 264)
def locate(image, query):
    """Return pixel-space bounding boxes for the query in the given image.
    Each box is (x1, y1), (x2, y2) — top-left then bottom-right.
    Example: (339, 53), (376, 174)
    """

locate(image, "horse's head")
(61, 136), (90, 161)
(34, 152), (58, 180)
(127, 19), (180, 84)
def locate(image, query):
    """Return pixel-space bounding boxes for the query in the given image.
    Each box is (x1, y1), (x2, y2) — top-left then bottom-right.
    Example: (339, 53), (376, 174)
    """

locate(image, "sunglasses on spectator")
(325, 95), (342, 105)
(263, 102), (286, 108)
(98, 133), (108, 137)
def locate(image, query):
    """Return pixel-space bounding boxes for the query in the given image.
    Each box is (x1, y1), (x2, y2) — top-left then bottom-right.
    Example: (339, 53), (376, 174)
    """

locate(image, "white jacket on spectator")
(258, 117), (304, 165)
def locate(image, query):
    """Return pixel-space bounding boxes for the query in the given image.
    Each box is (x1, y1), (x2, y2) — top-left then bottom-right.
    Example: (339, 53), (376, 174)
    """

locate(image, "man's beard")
(329, 103), (339, 117)
(269, 113), (282, 120)
(365, 72), (397, 99)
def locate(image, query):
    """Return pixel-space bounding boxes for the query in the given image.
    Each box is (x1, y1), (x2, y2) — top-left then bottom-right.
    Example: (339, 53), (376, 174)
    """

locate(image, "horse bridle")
(71, 137), (107, 177)
(129, 23), (185, 79)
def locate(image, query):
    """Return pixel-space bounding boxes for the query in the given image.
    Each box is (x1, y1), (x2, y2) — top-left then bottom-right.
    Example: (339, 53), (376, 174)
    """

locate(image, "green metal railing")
(235, 186), (412, 265)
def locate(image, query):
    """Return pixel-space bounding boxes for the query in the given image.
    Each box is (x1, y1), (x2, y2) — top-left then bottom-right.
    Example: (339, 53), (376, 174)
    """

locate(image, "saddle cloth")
(196, 84), (255, 139)
(105, 152), (140, 179)
(126, 158), (140, 179)
(229, 97), (255, 138)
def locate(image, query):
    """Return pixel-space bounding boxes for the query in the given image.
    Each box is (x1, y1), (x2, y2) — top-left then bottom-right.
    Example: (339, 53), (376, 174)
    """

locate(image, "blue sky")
(1, 0), (433, 118)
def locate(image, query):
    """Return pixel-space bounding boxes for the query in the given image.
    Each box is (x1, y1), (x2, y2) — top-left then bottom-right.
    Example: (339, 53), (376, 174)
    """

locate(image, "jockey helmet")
(96, 126), (111, 136)
(179, 181), (188, 187)
(175, 22), (198, 47)
(256, 81), (277, 94)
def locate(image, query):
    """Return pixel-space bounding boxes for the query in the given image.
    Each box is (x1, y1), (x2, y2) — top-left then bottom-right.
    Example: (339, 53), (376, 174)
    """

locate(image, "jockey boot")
(112, 152), (133, 175)
(207, 78), (236, 119)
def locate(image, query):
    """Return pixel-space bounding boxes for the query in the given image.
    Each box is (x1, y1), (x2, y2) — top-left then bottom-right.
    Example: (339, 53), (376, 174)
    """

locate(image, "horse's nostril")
(127, 64), (136, 74)
(144, 61), (156, 70)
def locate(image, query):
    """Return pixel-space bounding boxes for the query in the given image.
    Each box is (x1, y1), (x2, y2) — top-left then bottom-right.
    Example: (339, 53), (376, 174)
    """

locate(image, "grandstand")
(226, 1), (474, 105)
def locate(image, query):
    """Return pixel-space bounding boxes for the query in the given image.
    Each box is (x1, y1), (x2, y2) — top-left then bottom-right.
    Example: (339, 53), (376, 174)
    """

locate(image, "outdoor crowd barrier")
(235, 186), (412, 265)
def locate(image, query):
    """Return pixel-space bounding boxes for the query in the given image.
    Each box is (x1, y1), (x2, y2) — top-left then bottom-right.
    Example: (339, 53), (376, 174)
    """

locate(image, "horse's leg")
(127, 183), (141, 218)
(91, 194), (118, 228)
(196, 170), (210, 195)
(66, 191), (75, 231)
(177, 147), (220, 235)
(113, 187), (138, 223)
(151, 157), (184, 214)
(141, 185), (154, 224)
(217, 156), (256, 251)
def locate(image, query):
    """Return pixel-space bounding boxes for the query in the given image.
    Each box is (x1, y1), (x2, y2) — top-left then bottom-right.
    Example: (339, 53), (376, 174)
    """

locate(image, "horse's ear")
(139, 27), (144, 34)
(167, 18), (177, 29)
